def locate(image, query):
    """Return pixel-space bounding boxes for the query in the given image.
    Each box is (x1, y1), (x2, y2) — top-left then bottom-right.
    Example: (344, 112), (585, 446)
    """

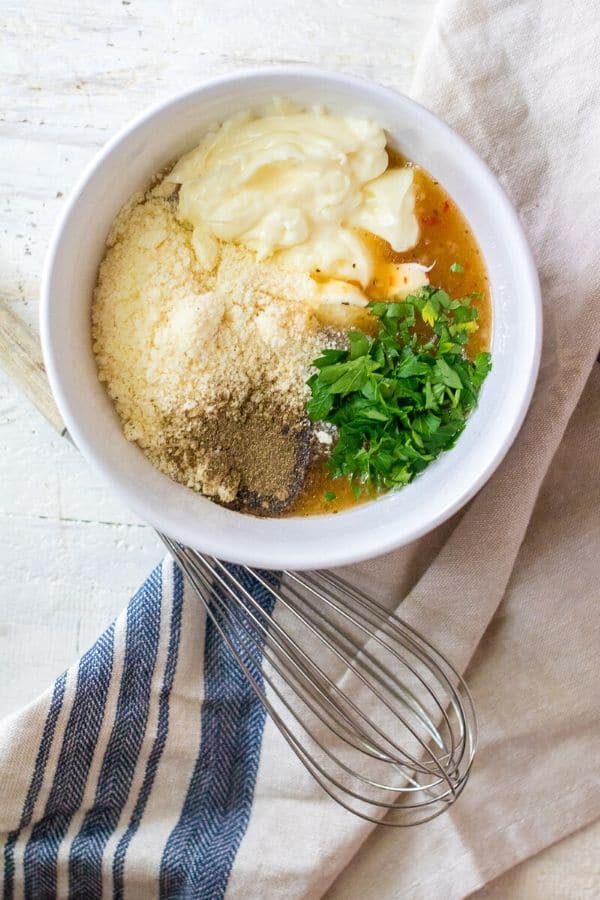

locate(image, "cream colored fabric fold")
(323, 0), (600, 894)
(328, 362), (600, 899)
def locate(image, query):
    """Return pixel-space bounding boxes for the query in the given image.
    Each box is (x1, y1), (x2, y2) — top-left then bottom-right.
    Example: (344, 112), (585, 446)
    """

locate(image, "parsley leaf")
(434, 357), (463, 390)
(317, 356), (381, 395)
(348, 330), (371, 359)
(306, 376), (335, 420)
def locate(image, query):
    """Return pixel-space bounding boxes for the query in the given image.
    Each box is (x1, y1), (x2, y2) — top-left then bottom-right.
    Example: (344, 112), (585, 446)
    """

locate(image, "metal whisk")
(161, 535), (476, 827)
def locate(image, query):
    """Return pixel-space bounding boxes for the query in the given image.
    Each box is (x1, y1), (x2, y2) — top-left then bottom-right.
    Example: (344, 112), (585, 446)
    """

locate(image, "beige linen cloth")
(323, 0), (600, 895)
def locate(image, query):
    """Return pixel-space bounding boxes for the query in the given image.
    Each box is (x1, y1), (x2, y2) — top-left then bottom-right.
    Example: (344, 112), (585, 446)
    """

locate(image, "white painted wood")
(0, 0), (434, 716)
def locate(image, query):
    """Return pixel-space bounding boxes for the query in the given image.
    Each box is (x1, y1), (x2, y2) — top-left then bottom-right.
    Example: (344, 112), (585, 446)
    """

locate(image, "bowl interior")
(41, 69), (540, 569)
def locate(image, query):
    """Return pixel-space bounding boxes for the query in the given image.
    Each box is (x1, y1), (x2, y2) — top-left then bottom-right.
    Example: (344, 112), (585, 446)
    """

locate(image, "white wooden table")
(1, 1), (597, 895)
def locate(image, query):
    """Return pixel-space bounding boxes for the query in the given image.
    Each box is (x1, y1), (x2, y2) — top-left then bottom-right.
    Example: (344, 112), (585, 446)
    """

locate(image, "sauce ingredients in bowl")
(92, 101), (491, 516)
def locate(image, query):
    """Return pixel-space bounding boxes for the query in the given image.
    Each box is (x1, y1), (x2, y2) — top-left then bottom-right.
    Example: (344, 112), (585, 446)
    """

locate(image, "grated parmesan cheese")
(92, 183), (328, 503)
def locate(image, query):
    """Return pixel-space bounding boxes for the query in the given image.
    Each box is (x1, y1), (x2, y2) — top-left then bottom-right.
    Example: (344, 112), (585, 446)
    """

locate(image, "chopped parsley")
(307, 286), (491, 496)
(450, 262), (464, 273)
(324, 491), (337, 502)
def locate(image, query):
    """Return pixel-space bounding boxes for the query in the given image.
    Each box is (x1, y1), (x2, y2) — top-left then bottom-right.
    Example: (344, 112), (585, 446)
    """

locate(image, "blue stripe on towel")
(159, 566), (277, 900)
(112, 562), (185, 899)
(22, 624), (115, 900)
(68, 563), (163, 899)
(3, 671), (67, 900)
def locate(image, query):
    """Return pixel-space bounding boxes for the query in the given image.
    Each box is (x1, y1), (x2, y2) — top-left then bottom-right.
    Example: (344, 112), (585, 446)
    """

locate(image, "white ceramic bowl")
(40, 67), (541, 570)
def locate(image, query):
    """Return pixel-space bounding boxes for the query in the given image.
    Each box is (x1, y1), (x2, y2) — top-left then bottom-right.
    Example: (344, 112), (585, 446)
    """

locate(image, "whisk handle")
(0, 301), (66, 436)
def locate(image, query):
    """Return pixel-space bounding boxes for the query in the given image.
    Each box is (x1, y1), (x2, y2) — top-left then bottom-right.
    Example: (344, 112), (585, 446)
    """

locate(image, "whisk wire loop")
(298, 570), (472, 776)
(240, 564), (456, 783)
(281, 570), (459, 762)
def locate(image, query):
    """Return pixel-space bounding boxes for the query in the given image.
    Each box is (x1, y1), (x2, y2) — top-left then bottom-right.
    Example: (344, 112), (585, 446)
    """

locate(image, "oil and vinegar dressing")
(289, 155), (492, 517)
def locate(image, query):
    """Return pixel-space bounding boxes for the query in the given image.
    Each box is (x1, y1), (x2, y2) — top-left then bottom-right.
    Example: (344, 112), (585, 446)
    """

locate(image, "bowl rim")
(40, 65), (542, 569)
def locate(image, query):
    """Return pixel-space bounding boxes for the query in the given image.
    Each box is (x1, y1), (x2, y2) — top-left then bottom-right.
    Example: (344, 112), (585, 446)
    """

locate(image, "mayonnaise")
(168, 104), (420, 295)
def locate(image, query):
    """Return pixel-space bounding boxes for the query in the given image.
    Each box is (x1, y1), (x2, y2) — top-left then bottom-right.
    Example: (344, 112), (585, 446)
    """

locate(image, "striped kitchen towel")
(0, 556), (387, 899)
(0, 559), (287, 900)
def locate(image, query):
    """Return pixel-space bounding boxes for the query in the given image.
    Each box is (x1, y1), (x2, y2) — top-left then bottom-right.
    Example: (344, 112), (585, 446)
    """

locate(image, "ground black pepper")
(161, 396), (312, 515)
